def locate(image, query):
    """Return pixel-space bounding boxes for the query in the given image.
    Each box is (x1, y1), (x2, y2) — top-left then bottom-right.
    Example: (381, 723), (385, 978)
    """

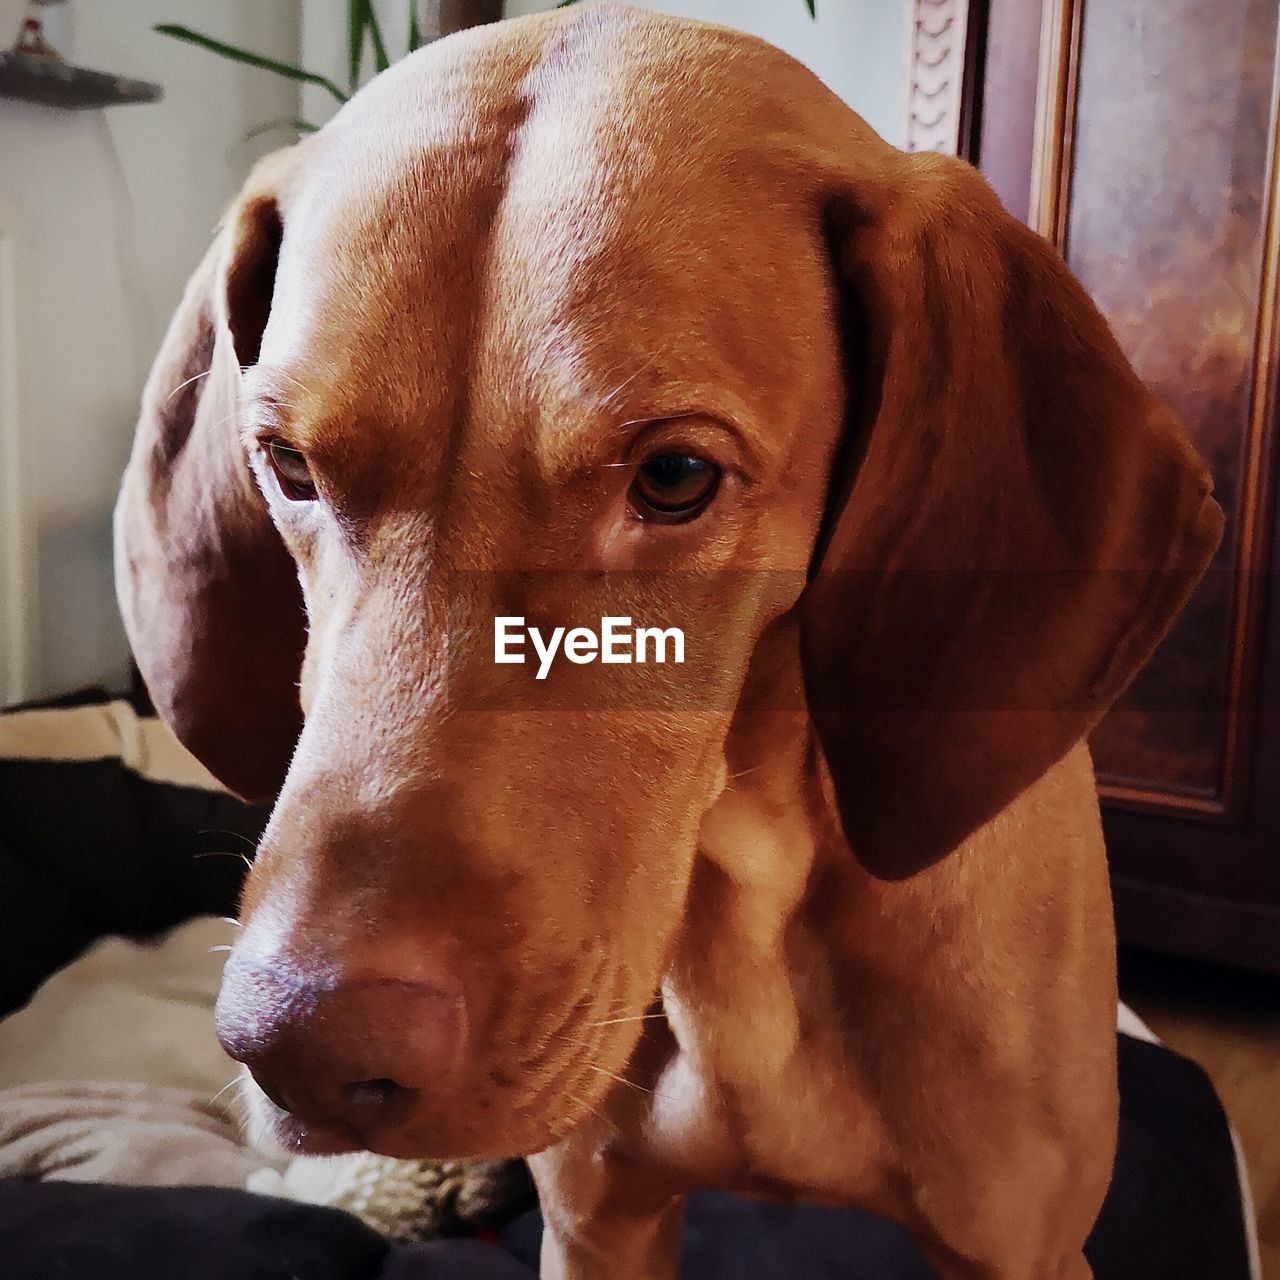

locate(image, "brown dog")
(114, 7), (1222, 1278)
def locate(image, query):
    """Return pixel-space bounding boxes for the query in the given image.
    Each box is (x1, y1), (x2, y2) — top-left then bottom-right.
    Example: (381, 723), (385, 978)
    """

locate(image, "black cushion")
(0, 710), (269, 1018)
(0, 1181), (389, 1280)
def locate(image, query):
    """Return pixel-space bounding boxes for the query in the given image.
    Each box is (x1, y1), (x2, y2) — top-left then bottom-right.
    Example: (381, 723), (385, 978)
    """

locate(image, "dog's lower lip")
(274, 1099), (583, 1163)
(280, 1116), (365, 1156)
(260, 1092), (459, 1160)
(257, 1093), (365, 1156)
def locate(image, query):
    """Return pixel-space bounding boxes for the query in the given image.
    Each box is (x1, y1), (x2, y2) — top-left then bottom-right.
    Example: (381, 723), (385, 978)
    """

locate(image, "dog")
(114, 6), (1222, 1278)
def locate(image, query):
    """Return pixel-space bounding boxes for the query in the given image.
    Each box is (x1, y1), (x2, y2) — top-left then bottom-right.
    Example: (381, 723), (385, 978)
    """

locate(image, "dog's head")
(115, 6), (1220, 1159)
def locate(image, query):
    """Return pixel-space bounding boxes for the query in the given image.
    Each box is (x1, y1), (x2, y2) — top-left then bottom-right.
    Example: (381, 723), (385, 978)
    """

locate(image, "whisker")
(270, 369), (312, 399)
(587, 1064), (654, 1097)
(565, 1092), (621, 1137)
(166, 368), (213, 400)
(600, 350), (663, 408)
(220, 916), (242, 930)
(550, 1031), (598, 1058)
(214, 401), (301, 441)
(616, 415), (668, 430)
(194, 849), (253, 871)
(208, 408), (242, 435)
(208, 944), (234, 954)
(199, 829), (258, 853)
(208, 1076), (241, 1108)
(586, 1013), (667, 1028)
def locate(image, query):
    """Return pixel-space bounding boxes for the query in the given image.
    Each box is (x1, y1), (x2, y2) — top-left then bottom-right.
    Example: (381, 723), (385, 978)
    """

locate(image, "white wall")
(0, 0), (300, 700)
(503, 0), (907, 145)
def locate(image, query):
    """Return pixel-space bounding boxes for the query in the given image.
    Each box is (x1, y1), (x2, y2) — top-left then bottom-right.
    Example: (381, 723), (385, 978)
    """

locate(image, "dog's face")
(220, 42), (843, 1157)
(116, 8), (1219, 1161)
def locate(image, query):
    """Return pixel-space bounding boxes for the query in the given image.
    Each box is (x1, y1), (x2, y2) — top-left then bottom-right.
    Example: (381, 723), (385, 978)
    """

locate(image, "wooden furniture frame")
(908, 0), (1280, 972)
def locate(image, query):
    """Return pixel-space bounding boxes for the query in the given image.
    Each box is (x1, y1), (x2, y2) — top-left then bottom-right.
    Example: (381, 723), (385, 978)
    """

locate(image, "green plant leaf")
(347, 0), (364, 91)
(362, 0), (391, 73)
(408, 1), (422, 53)
(244, 117), (320, 142)
(154, 24), (349, 102)
(805, 0), (816, 15)
(555, 0), (581, 7)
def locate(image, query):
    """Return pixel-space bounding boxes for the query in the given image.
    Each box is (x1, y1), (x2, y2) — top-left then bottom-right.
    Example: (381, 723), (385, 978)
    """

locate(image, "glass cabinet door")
(1035, 0), (1280, 816)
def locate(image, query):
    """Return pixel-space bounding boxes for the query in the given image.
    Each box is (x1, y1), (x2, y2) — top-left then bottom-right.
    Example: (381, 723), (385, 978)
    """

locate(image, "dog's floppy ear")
(114, 150), (306, 802)
(801, 151), (1223, 879)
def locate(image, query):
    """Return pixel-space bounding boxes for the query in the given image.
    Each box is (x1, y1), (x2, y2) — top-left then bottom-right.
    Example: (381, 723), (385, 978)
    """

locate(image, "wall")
(503, 0), (908, 144)
(0, 0), (300, 700)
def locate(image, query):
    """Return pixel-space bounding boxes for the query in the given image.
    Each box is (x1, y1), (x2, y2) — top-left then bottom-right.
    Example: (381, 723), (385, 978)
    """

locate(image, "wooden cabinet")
(911, 0), (1280, 970)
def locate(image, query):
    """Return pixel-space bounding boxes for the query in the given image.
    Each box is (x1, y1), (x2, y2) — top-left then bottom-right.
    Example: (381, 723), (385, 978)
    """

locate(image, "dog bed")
(0, 697), (1260, 1279)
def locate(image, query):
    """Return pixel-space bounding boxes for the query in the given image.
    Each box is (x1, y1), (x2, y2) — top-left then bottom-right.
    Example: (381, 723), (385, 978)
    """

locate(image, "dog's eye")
(266, 441), (316, 502)
(630, 453), (720, 522)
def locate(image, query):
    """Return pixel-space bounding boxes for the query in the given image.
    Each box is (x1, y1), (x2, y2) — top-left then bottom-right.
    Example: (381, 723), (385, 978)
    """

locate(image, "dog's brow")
(242, 365), (310, 408)
(241, 394), (289, 438)
(587, 397), (778, 473)
(239, 366), (301, 434)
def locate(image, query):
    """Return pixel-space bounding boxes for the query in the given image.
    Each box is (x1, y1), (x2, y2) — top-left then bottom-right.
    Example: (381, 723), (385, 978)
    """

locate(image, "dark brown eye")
(630, 453), (720, 522)
(266, 441), (316, 501)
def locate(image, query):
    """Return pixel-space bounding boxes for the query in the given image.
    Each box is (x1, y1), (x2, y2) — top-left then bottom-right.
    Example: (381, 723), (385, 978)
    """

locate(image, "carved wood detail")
(904, 0), (972, 155)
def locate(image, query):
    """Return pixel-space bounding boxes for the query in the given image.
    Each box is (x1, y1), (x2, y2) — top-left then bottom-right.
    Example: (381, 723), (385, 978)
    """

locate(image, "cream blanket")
(0, 916), (274, 1187)
(0, 912), (520, 1240)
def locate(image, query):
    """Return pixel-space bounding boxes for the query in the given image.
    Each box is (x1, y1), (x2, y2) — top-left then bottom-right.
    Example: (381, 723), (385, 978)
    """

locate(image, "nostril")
(343, 1076), (419, 1116)
(347, 1077), (411, 1104)
(258, 1081), (296, 1115)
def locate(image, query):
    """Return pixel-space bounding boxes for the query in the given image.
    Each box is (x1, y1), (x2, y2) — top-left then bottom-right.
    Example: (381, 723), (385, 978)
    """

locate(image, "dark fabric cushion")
(0, 746), (269, 1019)
(1087, 1035), (1253, 1280)
(0, 1181), (390, 1280)
(381, 1241), (535, 1279)
(500, 1195), (935, 1278)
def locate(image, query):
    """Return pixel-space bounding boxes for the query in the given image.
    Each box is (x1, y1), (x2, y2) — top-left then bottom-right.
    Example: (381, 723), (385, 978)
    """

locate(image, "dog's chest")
(644, 990), (889, 1203)
(629, 851), (892, 1203)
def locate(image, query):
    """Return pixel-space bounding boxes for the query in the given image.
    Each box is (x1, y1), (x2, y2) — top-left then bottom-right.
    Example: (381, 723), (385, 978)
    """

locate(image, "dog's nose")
(214, 957), (465, 1143)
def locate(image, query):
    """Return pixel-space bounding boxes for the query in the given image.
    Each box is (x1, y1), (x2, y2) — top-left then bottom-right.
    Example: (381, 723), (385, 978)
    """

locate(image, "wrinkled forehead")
(256, 11), (832, 445)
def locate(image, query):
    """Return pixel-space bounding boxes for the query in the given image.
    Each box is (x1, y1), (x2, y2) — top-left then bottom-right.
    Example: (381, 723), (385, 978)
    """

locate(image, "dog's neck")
(691, 612), (848, 924)
(687, 707), (839, 977)
(633, 617), (882, 1192)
